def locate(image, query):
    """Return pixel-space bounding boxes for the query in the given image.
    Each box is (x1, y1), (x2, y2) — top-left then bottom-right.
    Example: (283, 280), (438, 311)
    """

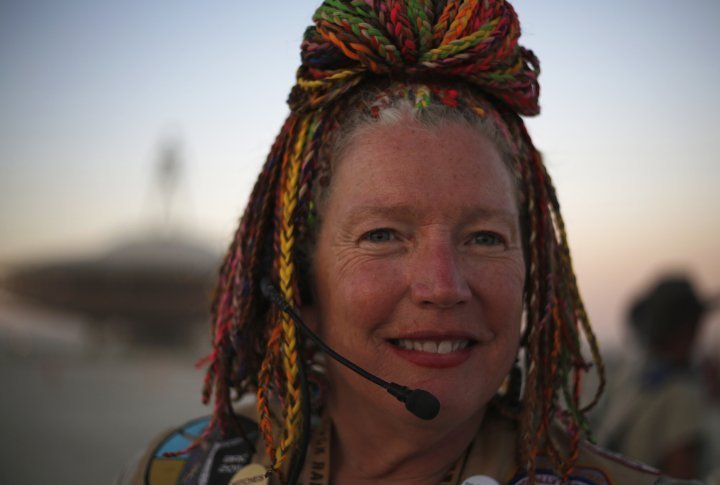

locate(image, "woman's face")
(305, 118), (525, 426)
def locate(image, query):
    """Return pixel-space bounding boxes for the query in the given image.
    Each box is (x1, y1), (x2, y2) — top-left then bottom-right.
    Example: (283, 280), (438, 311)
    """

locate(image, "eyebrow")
(344, 205), (417, 227)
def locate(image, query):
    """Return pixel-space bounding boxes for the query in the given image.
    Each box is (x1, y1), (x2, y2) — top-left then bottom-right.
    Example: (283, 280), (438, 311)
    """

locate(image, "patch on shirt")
(154, 416), (211, 458)
(147, 415), (259, 485)
(508, 465), (611, 484)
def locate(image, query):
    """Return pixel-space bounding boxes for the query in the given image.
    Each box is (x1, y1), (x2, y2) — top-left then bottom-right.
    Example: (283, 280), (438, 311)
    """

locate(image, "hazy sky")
(1, 1), (719, 348)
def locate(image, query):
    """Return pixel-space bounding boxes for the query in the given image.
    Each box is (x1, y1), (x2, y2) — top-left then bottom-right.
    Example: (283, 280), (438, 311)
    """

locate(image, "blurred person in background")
(593, 274), (717, 481)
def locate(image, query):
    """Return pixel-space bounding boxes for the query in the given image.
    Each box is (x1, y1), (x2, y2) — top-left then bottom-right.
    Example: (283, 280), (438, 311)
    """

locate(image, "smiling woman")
(302, 116), (526, 482)
(119, 1), (695, 484)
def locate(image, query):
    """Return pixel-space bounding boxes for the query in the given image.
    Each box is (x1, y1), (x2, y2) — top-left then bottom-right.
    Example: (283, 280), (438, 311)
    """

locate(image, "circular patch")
(461, 475), (500, 485)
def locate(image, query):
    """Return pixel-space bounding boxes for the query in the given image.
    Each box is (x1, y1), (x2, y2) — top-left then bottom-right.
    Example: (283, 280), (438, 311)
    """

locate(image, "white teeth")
(437, 341), (452, 354)
(454, 341), (469, 351)
(421, 341), (438, 353)
(396, 339), (469, 354)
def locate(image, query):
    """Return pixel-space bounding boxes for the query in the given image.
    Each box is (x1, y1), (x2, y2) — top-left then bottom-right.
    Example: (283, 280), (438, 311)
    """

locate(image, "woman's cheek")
(338, 257), (406, 308)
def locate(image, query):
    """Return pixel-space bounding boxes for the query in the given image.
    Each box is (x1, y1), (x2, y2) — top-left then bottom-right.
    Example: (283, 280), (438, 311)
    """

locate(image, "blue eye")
(361, 228), (395, 243)
(471, 231), (505, 246)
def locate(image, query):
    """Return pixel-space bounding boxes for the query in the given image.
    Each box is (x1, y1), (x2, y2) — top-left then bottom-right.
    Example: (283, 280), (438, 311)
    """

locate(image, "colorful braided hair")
(201, 0), (606, 481)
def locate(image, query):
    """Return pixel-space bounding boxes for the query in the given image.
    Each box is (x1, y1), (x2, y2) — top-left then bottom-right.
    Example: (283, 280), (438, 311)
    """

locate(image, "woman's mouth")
(390, 339), (471, 354)
(387, 337), (477, 368)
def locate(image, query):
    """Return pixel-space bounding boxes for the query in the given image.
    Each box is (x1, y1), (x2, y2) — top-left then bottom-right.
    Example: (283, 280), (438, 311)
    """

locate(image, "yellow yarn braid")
(274, 116), (311, 471)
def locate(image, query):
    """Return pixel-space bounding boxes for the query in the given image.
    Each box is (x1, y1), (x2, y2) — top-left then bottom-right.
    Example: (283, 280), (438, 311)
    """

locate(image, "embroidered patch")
(179, 416), (259, 485)
(229, 463), (269, 485)
(147, 416), (213, 485)
(508, 466), (610, 485)
(146, 415), (259, 485)
(154, 416), (211, 458)
(461, 475), (500, 485)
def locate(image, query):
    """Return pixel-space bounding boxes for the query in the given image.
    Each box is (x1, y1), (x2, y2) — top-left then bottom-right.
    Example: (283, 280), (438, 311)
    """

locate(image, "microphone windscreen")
(405, 389), (440, 420)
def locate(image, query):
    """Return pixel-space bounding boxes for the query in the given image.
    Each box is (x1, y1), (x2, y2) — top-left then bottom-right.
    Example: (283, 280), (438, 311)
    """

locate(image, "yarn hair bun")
(289, 0), (540, 116)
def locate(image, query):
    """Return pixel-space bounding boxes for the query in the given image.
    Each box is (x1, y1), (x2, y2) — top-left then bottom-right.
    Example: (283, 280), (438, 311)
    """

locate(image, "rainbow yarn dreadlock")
(201, 0), (605, 482)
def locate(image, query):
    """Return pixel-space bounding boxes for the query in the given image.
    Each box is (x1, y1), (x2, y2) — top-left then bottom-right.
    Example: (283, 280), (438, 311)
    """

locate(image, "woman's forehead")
(321, 119), (520, 218)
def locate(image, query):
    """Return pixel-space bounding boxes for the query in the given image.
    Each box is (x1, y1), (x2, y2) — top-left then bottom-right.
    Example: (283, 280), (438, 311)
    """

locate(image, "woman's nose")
(408, 238), (471, 308)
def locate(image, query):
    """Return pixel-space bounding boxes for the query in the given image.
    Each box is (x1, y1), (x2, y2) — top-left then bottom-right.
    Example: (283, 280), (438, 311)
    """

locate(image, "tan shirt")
(119, 403), (689, 485)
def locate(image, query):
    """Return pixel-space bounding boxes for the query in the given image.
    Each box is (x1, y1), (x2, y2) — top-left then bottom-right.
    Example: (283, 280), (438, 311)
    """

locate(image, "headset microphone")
(260, 278), (440, 420)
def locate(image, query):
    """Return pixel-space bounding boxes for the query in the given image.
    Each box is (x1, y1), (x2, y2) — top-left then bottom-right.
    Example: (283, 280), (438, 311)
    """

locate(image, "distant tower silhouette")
(156, 139), (182, 226)
(145, 136), (193, 231)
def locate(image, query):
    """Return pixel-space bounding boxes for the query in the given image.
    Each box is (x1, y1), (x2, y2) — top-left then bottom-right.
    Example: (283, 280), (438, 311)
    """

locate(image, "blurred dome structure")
(3, 137), (222, 345)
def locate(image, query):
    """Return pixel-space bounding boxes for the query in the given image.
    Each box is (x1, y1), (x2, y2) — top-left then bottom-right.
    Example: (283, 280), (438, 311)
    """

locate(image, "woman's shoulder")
(466, 409), (697, 484)
(574, 440), (703, 484)
(556, 419), (702, 485)
(573, 439), (665, 484)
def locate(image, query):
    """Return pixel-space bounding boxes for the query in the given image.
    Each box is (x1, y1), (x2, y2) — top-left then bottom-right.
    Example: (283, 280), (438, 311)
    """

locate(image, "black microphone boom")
(260, 278), (440, 420)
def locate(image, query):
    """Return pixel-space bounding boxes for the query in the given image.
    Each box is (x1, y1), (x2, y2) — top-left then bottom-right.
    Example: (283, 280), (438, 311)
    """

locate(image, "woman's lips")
(388, 338), (475, 368)
(393, 339), (470, 353)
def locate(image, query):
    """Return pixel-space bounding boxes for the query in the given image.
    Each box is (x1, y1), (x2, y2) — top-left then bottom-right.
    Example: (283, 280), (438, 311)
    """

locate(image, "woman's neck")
(326, 398), (486, 484)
